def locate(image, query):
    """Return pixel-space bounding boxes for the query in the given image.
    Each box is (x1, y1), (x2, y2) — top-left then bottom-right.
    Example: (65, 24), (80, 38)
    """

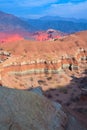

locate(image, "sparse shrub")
(76, 108), (87, 115)
(50, 88), (56, 91)
(56, 85), (63, 88)
(47, 77), (52, 80)
(56, 99), (62, 104)
(71, 96), (79, 102)
(66, 102), (71, 106)
(38, 80), (46, 85)
(55, 93), (59, 96)
(0, 83), (2, 86)
(59, 38), (64, 42)
(15, 76), (19, 80)
(20, 83), (24, 86)
(30, 77), (33, 81)
(47, 94), (52, 98)
(59, 87), (68, 94)
(24, 49), (27, 53)
(30, 77), (33, 87)
(0, 48), (3, 50)
(75, 41), (79, 46)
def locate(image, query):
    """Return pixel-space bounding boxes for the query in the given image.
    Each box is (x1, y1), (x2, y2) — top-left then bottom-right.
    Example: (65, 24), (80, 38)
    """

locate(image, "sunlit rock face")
(0, 47), (86, 75)
(0, 86), (67, 130)
(0, 32), (23, 43)
(0, 31), (87, 89)
(34, 29), (64, 41)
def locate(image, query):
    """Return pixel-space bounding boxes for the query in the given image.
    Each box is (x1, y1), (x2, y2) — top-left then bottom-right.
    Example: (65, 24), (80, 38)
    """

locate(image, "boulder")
(0, 86), (67, 130)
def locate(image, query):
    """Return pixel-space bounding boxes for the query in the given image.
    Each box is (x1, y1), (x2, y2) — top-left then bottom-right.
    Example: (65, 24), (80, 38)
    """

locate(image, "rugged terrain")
(0, 11), (33, 33)
(0, 31), (87, 83)
(0, 11), (64, 40)
(1, 10), (87, 37)
(0, 30), (87, 129)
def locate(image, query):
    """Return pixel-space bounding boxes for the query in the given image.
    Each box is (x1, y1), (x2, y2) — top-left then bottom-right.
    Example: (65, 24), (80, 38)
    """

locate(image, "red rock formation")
(33, 29), (63, 41)
(0, 31), (87, 89)
(35, 32), (49, 41)
(0, 32), (23, 43)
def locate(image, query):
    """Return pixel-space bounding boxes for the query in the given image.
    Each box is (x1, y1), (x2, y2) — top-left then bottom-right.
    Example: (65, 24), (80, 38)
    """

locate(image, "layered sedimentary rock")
(0, 47), (86, 75)
(0, 49), (11, 63)
(0, 31), (87, 87)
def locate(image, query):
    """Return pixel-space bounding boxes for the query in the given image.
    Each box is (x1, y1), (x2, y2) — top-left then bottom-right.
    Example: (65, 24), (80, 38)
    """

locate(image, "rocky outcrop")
(0, 48), (86, 76)
(33, 29), (64, 41)
(0, 86), (67, 130)
(0, 31), (87, 88)
(0, 33), (23, 43)
(76, 48), (87, 62)
(0, 49), (11, 63)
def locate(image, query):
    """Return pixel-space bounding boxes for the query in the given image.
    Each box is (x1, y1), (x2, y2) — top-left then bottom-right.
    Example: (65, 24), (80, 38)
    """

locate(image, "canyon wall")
(0, 48), (87, 77)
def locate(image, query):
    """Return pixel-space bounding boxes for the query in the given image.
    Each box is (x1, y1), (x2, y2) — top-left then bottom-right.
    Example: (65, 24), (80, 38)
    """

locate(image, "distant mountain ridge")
(0, 10), (87, 36)
(25, 16), (87, 33)
(39, 16), (87, 23)
(0, 11), (34, 34)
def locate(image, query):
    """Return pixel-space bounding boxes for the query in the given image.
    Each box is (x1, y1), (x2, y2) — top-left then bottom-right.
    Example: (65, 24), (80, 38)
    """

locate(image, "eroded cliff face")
(0, 45), (86, 75)
(34, 29), (64, 41)
(0, 31), (87, 129)
(0, 56), (77, 75)
(0, 31), (87, 88)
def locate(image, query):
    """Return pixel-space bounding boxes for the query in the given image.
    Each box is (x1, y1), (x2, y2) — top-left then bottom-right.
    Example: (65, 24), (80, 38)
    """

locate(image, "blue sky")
(0, 0), (87, 19)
